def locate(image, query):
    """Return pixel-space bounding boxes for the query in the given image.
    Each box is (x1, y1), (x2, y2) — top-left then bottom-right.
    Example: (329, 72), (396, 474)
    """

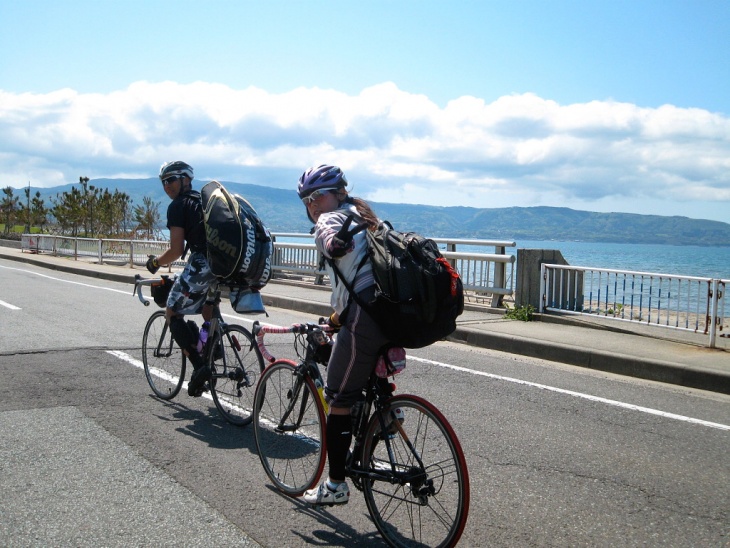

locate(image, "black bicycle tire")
(252, 360), (328, 496)
(208, 324), (265, 426)
(360, 394), (470, 548)
(142, 310), (186, 400)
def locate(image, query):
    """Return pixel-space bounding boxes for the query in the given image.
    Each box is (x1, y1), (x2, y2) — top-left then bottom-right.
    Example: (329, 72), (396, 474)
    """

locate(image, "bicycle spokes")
(361, 396), (469, 547)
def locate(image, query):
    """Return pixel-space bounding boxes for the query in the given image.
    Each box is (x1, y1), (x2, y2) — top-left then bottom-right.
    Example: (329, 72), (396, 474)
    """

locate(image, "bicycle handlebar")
(252, 320), (334, 363)
(132, 273), (176, 307)
(132, 274), (151, 306)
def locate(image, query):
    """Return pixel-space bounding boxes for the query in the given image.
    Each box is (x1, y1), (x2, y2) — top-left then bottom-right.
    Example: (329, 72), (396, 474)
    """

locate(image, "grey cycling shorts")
(166, 252), (217, 315)
(325, 287), (389, 409)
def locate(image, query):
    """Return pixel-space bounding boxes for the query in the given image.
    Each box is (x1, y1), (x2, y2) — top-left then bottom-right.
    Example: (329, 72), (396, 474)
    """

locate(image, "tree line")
(1, 178), (163, 239)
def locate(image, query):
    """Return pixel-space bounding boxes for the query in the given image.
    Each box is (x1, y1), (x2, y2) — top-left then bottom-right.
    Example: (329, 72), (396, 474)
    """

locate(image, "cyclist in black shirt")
(146, 161), (217, 397)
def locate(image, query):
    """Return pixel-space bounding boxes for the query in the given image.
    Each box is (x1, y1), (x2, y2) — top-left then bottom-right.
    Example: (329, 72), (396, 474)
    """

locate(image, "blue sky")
(1, 0), (729, 223)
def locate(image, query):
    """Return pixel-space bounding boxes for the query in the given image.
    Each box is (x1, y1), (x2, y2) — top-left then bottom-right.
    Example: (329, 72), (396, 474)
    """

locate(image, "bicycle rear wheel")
(253, 360), (327, 496)
(361, 395), (470, 548)
(142, 310), (185, 400)
(209, 324), (264, 426)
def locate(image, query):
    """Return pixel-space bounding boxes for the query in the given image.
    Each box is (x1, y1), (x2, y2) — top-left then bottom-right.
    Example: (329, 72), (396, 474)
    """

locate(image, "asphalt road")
(1, 259), (729, 547)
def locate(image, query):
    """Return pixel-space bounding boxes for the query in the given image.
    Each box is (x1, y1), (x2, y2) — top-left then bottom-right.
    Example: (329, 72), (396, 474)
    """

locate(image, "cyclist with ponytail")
(296, 165), (390, 506)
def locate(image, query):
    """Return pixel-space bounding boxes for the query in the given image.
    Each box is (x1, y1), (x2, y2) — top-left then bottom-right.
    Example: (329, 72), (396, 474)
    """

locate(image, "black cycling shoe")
(188, 365), (212, 397)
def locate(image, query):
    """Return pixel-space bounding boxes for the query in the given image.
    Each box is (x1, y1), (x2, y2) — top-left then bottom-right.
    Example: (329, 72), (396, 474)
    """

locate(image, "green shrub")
(505, 304), (535, 322)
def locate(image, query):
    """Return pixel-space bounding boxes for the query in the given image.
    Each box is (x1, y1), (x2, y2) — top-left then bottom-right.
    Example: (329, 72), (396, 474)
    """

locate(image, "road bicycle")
(133, 274), (265, 426)
(251, 320), (470, 548)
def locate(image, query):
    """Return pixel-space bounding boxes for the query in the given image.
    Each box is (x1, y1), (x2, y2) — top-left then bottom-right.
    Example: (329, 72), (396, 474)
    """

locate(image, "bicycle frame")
(347, 376), (431, 489)
(254, 321), (425, 484)
(135, 274), (263, 425)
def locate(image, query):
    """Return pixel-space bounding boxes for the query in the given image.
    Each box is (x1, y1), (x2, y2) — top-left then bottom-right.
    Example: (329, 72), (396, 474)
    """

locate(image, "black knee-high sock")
(326, 414), (352, 483)
(169, 316), (204, 369)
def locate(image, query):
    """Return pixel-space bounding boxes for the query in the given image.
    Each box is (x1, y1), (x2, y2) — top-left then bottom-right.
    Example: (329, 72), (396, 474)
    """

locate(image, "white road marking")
(410, 356), (730, 431)
(0, 265), (274, 317)
(0, 264), (131, 294)
(106, 350), (214, 404)
(0, 299), (21, 310)
(108, 348), (729, 432)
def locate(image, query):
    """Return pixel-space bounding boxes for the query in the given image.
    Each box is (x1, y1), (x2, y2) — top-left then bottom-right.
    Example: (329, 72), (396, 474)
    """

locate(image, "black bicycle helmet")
(297, 165), (348, 200)
(159, 161), (194, 181)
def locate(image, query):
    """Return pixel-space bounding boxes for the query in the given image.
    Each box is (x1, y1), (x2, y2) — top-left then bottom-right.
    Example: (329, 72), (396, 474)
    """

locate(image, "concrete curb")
(448, 326), (730, 394)
(261, 294), (331, 318)
(4, 252), (137, 284)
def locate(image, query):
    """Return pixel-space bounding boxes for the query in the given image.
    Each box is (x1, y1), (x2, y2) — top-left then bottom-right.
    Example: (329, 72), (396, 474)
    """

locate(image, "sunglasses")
(301, 187), (338, 205)
(161, 175), (182, 187)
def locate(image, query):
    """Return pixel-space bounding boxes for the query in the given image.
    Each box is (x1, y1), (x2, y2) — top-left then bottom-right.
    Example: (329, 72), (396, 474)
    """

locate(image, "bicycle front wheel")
(142, 310), (186, 400)
(361, 395), (470, 548)
(253, 360), (327, 496)
(208, 324), (265, 426)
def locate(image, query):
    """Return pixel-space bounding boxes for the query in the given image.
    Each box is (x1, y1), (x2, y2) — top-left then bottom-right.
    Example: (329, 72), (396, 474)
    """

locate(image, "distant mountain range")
(34, 178), (730, 246)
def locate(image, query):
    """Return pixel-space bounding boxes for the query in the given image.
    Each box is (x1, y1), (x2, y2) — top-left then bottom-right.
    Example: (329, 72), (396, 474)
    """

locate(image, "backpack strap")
(326, 242), (368, 288)
(179, 189), (202, 262)
(325, 244), (370, 311)
(324, 215), (386, 315)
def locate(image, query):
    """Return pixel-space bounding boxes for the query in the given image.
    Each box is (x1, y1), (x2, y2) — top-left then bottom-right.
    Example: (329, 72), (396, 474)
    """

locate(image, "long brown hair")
(336, 190), (379, 230)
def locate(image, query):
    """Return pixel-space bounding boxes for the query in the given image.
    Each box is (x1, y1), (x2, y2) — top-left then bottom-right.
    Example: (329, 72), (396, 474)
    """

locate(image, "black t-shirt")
(167, 190), (206, 253)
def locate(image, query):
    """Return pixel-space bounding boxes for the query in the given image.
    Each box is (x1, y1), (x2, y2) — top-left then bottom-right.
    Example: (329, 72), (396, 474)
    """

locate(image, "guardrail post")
(98, 239), (103, 264)
(129, 241), (135, 268)
(314, 252), (325, 285)
(492, 245), (506, 307)
(709, 279), (719, 349)
(539, 263), (547, 313)
(447, 242), (457, 269)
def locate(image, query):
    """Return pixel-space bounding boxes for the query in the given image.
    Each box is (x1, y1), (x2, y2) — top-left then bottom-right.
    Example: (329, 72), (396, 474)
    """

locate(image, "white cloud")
(1, 81), (729, 222)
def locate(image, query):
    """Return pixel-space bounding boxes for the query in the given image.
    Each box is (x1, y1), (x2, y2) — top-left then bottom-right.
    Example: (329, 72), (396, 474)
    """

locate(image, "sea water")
(503, 240), (730, 280)
(221, 233), (730, 281)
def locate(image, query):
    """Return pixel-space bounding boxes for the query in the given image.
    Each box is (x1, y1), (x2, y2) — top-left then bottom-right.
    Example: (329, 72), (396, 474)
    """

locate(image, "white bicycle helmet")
(159, 161), (194, 181)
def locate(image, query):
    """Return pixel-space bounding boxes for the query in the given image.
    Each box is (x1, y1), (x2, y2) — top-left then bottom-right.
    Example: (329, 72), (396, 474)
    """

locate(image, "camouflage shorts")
(167, 252), (217, 315)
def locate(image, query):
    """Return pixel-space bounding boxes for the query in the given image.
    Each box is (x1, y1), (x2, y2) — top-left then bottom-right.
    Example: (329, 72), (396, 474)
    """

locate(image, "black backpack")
(200, 180), (273, 289)
(329, 219), (464, 348)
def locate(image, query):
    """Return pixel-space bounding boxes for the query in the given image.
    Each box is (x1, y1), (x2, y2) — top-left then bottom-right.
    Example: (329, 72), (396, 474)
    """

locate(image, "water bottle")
(197, 321), (210, 353)
(314, 377), (328, 413)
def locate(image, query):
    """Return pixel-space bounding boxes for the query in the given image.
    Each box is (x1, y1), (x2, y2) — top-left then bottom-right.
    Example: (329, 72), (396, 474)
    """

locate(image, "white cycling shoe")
(302, 480), (350, 506)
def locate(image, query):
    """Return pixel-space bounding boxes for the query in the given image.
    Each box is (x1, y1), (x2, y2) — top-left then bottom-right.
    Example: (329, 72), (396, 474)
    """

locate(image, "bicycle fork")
(274, 369), (318, 433)
(155, 322), (175, 358)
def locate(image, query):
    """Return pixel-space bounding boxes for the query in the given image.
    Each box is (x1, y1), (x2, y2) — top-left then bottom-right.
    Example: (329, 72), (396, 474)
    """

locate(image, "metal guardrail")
(21, 233), (516, 307)
(539, 263), (728, 349)
(272, 233), (515, 307)
(21, 234), (176, 268)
